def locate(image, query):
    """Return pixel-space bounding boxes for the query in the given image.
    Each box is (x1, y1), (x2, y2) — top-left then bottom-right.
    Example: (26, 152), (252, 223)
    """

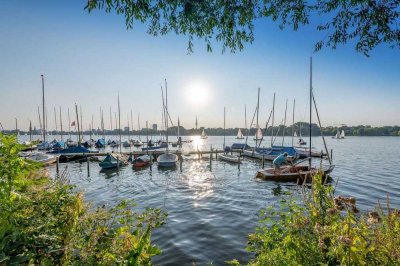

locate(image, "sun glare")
(185, 81), (209, 105)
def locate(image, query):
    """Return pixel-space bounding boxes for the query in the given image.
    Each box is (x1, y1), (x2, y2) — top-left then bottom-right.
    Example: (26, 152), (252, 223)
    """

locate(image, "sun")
(185, 81), (209, 105)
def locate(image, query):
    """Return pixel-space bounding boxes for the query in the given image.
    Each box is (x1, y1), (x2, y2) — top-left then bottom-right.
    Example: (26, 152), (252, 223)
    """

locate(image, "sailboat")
(256, 57), (334, 182)
(254, 126), (263, 141)
(340, 130), (345, 139)
(296, 124), (307, 145)
(200, 129), (208, 139)
(157, 79), (178, 167)
(332, 129), (342, 139)
(236, 128), (244, 139)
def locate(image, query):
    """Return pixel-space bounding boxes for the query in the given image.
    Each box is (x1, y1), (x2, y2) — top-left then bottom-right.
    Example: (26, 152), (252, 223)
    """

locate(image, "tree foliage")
(85, 0), (400, 55)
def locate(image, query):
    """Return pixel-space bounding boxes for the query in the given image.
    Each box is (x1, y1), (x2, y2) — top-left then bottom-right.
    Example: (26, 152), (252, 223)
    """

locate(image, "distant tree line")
(6, 122), (400, 137)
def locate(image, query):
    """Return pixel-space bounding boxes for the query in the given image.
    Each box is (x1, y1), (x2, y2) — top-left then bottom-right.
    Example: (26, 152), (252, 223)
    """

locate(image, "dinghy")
(219, 153), (241, 163)
(22, 152), (57, 166)
(99, 153), (127, 169)
(157, 152), (178, 167)
(132, 154), (152, 168)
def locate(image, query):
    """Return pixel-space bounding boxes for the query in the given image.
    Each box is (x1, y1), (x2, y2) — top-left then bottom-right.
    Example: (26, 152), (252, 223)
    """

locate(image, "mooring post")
(262, 154), (265, 169)
(56, 156), (59, 176)
(330, 149), (333, 163)
(87, 156), (90, 177)
(210, 147), (212, 170)
(215, 149), (218, 159)
(179, 155), (182, 172)
(117, 157), (119, 172)
(210, 145), (213, 160)
(150, 153), (153, 172)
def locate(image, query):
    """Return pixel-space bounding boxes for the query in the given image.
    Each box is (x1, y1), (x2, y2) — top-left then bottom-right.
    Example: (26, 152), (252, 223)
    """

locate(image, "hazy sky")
(1, 1), (399, 131)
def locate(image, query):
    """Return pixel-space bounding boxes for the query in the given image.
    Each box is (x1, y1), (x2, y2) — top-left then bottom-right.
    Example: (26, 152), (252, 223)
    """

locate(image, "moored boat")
(99, 153), (127, 169)
(255, 164), (335, 182)
(132, 154), (152, 168)
(219, 153), (241, 163)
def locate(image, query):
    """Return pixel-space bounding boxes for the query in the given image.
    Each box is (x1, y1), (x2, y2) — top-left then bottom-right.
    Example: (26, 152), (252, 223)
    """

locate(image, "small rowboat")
(256, 164), (335, 182)
(219, 154), (241, 164)
(132, 155), (152, 168)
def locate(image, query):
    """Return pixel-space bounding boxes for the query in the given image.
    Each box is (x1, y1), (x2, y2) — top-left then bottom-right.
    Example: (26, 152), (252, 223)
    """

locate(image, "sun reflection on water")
(183, 159), (215, 207)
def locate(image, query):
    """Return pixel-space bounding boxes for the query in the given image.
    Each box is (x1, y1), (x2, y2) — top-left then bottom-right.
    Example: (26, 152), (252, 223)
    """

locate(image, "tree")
(85, 0), (400, 56)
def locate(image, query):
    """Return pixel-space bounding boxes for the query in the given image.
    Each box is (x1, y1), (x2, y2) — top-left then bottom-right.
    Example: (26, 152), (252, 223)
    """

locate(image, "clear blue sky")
(1, 0), (399, 131)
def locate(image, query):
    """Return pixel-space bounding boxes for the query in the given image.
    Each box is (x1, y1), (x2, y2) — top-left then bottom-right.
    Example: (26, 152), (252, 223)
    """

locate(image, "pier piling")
(87, 156), (90, 177)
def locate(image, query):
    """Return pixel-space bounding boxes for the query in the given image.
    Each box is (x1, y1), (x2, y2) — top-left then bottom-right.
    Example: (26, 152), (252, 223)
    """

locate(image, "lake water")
(20, 135), (400, 265)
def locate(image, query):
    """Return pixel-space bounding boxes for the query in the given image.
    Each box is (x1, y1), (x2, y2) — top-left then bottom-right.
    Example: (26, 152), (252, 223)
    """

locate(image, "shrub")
(245, 174), (400, 265)
(0, 133), (166, 265)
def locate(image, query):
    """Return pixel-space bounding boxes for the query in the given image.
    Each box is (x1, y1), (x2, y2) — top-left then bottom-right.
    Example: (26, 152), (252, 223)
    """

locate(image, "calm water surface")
(26, 135), (400, 265)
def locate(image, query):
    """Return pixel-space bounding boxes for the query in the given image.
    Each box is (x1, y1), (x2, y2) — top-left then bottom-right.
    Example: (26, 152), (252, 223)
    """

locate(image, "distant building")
(152, 124), (157, 131)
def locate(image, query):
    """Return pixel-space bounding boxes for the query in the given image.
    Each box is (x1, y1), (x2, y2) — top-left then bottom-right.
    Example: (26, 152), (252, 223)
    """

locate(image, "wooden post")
(210, 145), (213, 160)
(215, 149), (218, 159)
(150, 153), (153, 172)
(209, 147), (212, 170)
(262, 154), (265, 169)
(87, 156), (90, 177)
(117, 157), (119, 172)
(56, 156), (59, 176)
(330, 149), (333, 163)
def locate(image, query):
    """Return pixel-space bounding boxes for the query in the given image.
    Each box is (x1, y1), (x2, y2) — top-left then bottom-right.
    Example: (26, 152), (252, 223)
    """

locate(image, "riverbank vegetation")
(229, 175), (400, 265)
(0, 133), (166, 265)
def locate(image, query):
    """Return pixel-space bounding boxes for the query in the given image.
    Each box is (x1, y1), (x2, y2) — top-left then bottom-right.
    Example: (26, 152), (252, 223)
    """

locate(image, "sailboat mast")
(91, 114), (94, 138)
(223, 106), (226, 148)
(138, 113), (141, 140)
(68, 108), (71, 139)
(146, 121), (149, 144)
(309, 57), (313, 166)
(127, 113), (130, 141)
(118, 94), (121, 154)
(271, 93), (275, 146)
(165, 79), (169, 148)
(256, 88), (260, 128)
(75, 104), (81, 145)
(130, 110), (134, 139)
(110, 106), (113, 132)
(59, 106), (63, 141)
(244, 104), (247, 135)
(282, 99), (288, 146)
(29, 120), (32, 142)
(54, 107), (57, 133)
(177, 117), (180, 140)
(41, 74), (46, 143)
(292, 99), (295, 147)
(37, 106), (42, 141)
(80, 105), (83, 139)
(114, 112), (117, 133)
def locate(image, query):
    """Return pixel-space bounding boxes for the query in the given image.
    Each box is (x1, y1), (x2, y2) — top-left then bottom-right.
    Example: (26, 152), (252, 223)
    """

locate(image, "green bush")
(0, 133), (167, 265)
(243, 175), (400, 265)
